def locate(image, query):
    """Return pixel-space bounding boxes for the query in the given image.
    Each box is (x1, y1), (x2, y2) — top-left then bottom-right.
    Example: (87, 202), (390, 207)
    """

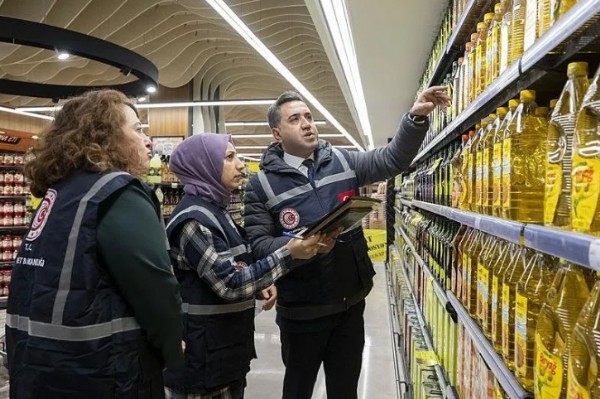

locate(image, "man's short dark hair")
(267, 91), (305, 128)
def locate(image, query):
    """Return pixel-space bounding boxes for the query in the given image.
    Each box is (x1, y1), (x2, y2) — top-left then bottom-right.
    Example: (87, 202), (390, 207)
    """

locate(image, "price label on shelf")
(588, 239), (600, 271)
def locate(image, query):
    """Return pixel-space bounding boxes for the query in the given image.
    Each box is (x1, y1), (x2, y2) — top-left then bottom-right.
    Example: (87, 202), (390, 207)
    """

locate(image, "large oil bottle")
(475, 14), (495, 98)
(457, 227), (476, 298)
(460, 130), (476, 211)
(511, 0), (527, 65)
(478, 237), (500, 331)
(490, 242), (516, 349)
(464, 231), (485, 315)
(502, 247), (530, 370)
(500, 0), (514, 74)
(484, 109), (507, 215)
(469, 120), (487, 211)
(486, 3), (504, 86)
(466, 33), (480, 109)
(474, 235), (495, 321)
(452, 135), (469, 208)
(545, 62), (590, 229)
(452, 58), (464, 119)
(476, 116), (494, 213)
(535, 259), (590, 398)
(502, 90), (549, 222)
(571, 66), (600, 234)
(493, 99), (519, 217)
(538, 0), (552, 37)
(567, 277), (600, 398)
(514, 252), (558, 391)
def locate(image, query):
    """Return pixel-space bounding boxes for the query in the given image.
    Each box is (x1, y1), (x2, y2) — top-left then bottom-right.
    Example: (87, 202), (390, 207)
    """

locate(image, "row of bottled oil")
(397, 208), (600, 398)
(422, 0), (580, 146)
(413, 61), (600, 235)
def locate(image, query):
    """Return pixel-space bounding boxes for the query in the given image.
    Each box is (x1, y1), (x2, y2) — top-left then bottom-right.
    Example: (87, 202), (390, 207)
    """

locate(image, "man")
(244, 87), (449, 399)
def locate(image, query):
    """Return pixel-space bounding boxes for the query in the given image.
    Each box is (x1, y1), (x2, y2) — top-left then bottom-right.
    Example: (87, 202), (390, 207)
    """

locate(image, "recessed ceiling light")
(57, 51), (70, 60)
(146, 85), (157, 94)
(138, 96), (148, 102)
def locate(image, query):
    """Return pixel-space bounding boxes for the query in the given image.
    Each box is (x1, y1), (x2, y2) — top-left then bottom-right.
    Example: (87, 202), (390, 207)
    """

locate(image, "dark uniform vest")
(6, 170), (164, 399)
(250, 145), (375, 321)
(163, 195), (255, 394)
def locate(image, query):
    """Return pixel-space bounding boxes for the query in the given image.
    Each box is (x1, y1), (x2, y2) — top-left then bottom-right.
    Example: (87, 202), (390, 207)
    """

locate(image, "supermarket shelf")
(447, 292), (533, 399)
(398, 261), (457, 399)
(0, 296), (7, 309)
(395, 225), (456, 322)
(0, 196), (27, 201)
(385, 260), (411, 399)
(156, 182), (183, 188)
(0, 226), (28, 232)
(0, 165), (23, 170)
(523, 225), (600, 271)
(0, 261), (14, 267)
(399, 198), (413, 208)
(411, 201), (524, 244)
(412, 0), (600, 165)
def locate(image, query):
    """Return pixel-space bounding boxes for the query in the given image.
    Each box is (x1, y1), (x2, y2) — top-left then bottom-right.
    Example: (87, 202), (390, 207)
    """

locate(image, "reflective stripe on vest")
(167, 205), (227, 240)
(181, 299), (255, 315)
(52, 171), (128, 325)
(6, 314), (140, 341)
(218, 243), (248, 259)
(257, 149), (356, 209)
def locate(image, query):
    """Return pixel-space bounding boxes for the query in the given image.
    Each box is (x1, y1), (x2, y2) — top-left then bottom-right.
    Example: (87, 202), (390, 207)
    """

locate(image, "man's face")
(271, 100), (319, 158)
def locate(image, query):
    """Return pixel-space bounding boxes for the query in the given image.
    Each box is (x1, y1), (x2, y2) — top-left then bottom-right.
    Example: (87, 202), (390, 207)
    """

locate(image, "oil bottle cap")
(508, 99), (520, 108)
(468, 130), (476, 137)
(465, 42), (473, 52)
(484, 13), (494, 23)
(496, 107), (508, 117)
(481, 119), (489, 127)
(536, 107), (549, 117)
(489, 113), (497, 120)
(494, 3), (503, 14)
(470, 32), (479, 42)
(549, 99), (559, 108)
(520, 89), (536, 101)
(462, 134), (469, 142)
(477, 22), (487, 32)
(458, 57), (464, 63)
(567, 61), (588, 78)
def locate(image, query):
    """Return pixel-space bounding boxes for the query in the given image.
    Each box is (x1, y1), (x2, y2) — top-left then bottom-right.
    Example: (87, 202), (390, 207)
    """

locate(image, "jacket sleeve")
(243, 179), (292, 260)
(346, 113), (429, 186)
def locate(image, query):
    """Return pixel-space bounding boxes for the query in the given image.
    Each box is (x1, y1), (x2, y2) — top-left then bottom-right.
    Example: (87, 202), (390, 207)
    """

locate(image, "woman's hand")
(258, 285), (278, 311)
(286, 233), (323, 259)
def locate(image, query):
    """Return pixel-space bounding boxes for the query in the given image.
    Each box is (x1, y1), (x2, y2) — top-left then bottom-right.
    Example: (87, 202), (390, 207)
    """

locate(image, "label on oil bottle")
(491, 275), (499, 337)
(567, 359), (591, 399)
(479, 266), (490, 324)
(534, 333), (563, 399)
(469, 153), (475, 203)
(493, 142), (503, 208)
(482, 147), (490, 207)
(501, 283), (511, 357)
(515, 293), (528, 377)
(465, 257), (472, 304)
(460, 153), (470, 205)
(502, 138), (512, 209)
(571, 155), (600, 232)
(476, 151), (483, 206)
(544, 161), (562, 225)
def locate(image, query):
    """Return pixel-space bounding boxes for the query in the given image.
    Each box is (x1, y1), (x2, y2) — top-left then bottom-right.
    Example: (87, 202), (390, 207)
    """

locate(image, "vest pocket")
(203, 310), (254, 389)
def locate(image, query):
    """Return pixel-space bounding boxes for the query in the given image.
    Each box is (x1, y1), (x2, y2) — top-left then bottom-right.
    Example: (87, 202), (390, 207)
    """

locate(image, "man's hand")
(410, 85), (451, 116)
(317, 227), (343, 254)
(258, 285), (277, 311)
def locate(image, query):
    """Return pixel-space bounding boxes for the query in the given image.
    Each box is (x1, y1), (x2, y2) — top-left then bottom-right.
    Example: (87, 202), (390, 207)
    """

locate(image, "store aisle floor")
(246, 262), (397, 399)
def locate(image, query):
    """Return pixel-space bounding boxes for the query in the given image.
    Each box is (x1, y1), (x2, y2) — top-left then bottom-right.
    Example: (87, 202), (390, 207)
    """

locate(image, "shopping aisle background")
(246, 262), (396, 399)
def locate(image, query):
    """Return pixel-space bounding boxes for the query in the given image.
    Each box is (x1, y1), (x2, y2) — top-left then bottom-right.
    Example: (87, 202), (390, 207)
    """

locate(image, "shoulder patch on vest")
(279, 208), (300, 230)
(26, 189), (57, 241)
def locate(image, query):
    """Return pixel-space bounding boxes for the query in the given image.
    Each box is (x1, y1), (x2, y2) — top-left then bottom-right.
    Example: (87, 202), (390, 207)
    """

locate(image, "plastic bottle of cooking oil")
(475, 117), (492, 213)
(490, 242), (516, 349)
(470, 123), (484, 211)
(552, 0), (578, 25)
(524, 0), (539, 51)
(535, 259), (591, 398)
(461, 43), (473, 114)
(500, 0), (514, 74)
(510, 0), (527, 65)
(460, 130), (476, 211)
(472, 234), (493, 318)
(478, 114), (498, 214)
(567, 277), (600, 398)
(545, 62), (590, 229)
(457, 227), (476, 298)
(467, 33), (480, 108)
(571, 65), (600, 234)
(475, 14), (494, 98)
(538, 0), (552, 37)
(464, 230), (484, 313)
(514, 252), (558, 391)
(452, 135), (469, 208)
(493, 100), (519, 217)
(502, 246), (530, 370)
(549, 98), (559, 119)
(478, 237), (500, 330)
(502, 90), (549, 222)
(486, 3), (504, 86)
(537, 107), (550, 119)
(484, 108), (507, 215)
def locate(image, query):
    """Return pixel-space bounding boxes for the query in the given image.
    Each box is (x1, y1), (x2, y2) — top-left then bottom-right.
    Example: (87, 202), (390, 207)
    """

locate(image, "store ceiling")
(0, 0), (446, 151)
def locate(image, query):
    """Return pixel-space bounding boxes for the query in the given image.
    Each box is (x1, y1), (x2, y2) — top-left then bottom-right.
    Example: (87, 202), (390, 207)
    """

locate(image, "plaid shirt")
(172, 217), (292, 301)
(164, 382), (244, 399)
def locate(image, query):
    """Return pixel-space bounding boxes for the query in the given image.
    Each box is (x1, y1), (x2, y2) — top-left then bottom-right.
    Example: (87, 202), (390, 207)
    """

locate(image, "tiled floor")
(0, 263), (397, 399)
(246, 262), (397, 398)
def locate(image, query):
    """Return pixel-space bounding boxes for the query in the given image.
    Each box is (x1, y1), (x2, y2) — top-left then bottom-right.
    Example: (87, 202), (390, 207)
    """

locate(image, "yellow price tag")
(30, 194), (42, 210)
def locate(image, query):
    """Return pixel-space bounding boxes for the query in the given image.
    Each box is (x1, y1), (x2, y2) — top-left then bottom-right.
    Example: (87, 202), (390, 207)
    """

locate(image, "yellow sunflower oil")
(486, 3), (504, 86)
(493, 99), (519, 217)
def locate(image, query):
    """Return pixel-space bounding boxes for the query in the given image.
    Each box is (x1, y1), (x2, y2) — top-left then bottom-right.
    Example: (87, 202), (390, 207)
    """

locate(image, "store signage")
(0, 134), (20, 145)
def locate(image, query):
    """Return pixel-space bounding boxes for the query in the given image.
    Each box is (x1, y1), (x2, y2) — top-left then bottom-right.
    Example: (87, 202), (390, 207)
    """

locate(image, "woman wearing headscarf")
(6, 90), (183, 399)
(163, 133), (322, 399)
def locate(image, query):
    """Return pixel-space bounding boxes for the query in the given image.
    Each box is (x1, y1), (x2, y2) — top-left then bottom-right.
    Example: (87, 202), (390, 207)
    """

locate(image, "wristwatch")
(408, 112), (428, 124)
